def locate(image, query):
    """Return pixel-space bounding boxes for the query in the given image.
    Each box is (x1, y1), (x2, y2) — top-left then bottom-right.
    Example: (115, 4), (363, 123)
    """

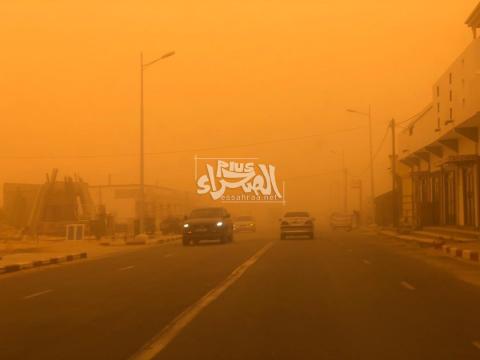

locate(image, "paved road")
(1, 231), (480, 359)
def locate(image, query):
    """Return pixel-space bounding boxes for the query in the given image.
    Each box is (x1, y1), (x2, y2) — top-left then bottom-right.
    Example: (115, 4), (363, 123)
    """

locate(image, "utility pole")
(368, 106), (375, 220)
(342, 149), (348, 212)
(391, 118), (397, 228)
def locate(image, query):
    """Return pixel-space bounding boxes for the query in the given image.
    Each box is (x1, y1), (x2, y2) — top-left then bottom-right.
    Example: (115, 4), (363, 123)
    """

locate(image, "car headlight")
(183, 223), (189, 228)
(216, 221), (223, 227)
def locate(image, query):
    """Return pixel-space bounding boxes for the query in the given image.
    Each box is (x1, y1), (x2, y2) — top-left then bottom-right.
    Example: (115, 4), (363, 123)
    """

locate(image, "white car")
(280, 211), (315, 240)
(233, 216), (256, 232)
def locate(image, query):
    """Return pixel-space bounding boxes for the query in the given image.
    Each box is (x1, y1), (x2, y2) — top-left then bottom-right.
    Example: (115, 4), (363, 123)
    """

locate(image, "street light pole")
(139, 52), (145, 235)
(342, 149), (347, 212)
(138, 50), (175, 237)
(347, 106), (376, 223)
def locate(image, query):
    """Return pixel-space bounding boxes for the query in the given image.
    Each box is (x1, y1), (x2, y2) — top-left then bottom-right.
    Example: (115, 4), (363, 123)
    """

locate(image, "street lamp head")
(143, 51), (176, 68)
(161, 51), (175, 59)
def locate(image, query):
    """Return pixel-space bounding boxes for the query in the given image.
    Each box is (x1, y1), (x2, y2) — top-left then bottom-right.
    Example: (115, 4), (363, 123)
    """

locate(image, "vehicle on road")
(329, 212), (356, 231)
(280, 211), (315, 240)
(183, 207), (234, 246)
(233, 215), (257, 233)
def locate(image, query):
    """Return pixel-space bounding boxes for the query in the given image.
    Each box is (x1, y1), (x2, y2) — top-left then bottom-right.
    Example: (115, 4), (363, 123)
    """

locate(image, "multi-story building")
(397, 3), (480, 229)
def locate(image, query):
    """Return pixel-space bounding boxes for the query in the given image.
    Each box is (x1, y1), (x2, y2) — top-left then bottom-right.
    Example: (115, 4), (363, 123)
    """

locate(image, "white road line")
(23, 289), (53, 300)
(164, 254), (173, 258)
(362, 259), (371, 265)
(401, 281), (416, 291)
(118, 265), (135, 271)
(472, 341), (480, 350)
(130, 241), (275, 360)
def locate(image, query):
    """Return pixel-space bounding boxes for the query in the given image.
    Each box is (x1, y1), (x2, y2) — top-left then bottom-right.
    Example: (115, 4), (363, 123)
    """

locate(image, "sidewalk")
(374, 227), (480, 264)
(0, 234), (181, 275)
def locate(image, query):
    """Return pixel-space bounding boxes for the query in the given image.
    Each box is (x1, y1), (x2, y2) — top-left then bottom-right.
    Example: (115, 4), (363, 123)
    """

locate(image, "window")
(437, 103), (440, 113)
(436, 86), (440, 97)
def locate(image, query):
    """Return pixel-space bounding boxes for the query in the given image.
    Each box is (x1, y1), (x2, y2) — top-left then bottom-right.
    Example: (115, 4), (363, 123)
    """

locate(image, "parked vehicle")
(280, 211), (315, 240)
(233, 216), (256, 232)
(183, 207), (234, 246)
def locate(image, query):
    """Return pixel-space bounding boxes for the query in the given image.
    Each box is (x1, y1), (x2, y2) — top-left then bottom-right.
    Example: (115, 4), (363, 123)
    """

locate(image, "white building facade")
(398, 3), (480, 229)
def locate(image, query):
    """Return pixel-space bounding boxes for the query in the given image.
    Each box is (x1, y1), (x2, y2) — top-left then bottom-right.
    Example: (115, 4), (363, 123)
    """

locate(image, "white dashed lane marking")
(23, 289), (53, 300)
(401, 281), (415, 291)
(118, 266), (135, 271)
(130, 241), (275, 360)
(362, 259), (371, 265)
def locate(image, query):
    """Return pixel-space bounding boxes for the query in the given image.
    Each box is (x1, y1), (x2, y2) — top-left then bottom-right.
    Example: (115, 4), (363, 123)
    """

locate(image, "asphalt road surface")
(2, 230), (480, 359)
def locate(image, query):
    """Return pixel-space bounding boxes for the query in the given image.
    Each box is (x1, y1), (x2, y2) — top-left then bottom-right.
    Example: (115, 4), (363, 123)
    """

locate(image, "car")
(182, 207), (234, 246)
(329, 212), (355, 231)
(280, 211), (315, 240)
(233, 216), (256, 232)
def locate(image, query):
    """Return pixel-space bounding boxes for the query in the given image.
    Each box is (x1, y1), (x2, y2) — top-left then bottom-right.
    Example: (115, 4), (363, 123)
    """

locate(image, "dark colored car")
(183, 207), (234, 246)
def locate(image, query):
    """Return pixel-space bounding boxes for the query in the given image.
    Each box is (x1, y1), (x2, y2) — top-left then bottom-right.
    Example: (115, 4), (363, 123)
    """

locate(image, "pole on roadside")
(137, 50), (175, 238)
(139, 52), (145, 235)
(391, 118), (397, 229)
(342, 149), (348, 212)
(368, 106), (375, 222)
(359, 180), (363, 225)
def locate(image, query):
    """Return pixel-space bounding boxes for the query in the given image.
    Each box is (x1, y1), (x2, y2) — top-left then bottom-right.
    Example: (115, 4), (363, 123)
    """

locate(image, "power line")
(397, 104), (433, 125)
(356, 123), (390, 177)
(285, 169), (341, 181)
(0, 125), (366, 160)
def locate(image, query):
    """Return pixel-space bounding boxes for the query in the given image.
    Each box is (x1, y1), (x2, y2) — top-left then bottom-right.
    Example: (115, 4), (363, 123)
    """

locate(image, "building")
(397, 3), (480, 229)
(89, 184), (194, 232)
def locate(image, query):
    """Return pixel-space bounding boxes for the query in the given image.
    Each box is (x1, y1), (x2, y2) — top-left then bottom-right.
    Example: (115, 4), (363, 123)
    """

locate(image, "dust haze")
(1, 0), (476, 221)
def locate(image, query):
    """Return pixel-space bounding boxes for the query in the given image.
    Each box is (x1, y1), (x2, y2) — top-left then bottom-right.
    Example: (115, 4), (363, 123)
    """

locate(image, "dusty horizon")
(1, 1), (478, 208)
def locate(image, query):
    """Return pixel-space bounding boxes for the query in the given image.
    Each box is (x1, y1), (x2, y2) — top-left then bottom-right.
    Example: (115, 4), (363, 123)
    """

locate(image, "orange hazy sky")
(0, 0), (478, 203)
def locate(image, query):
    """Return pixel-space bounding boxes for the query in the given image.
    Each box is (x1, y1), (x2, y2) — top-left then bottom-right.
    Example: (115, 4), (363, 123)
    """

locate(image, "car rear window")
(236, 216), (254, 221)
(190, 208), (224, 218)
(284, 212), (309, 218)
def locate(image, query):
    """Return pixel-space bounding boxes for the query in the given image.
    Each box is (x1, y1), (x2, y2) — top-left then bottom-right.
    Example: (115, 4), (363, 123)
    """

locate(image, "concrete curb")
(378, 230), (443, 247)
(0, 252), (88, 275)
(441, 245), (479, 263)
(378, 230), (480, 265)
(155, 235), (181, 244)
